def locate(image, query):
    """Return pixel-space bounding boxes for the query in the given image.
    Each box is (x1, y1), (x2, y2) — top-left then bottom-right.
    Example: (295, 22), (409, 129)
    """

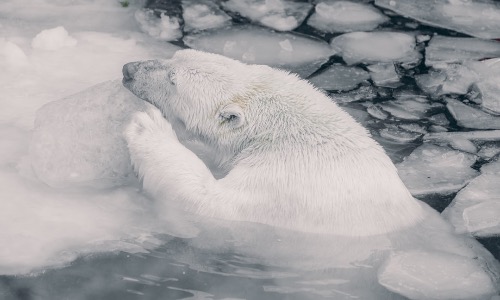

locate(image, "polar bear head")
(122, 49), (369, 157)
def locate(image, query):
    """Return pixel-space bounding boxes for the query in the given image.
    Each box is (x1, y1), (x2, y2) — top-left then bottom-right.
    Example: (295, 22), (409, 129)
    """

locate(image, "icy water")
(1, 0), (500, 299)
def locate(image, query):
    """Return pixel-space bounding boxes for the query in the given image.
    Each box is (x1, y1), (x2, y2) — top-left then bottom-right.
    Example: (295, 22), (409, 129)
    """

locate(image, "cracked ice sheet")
(184, 26), (334, 77)
(330, 31), (421, 65)
(307, 1), (389, 33)
(446, 98), (500, 130)
(375, 0), (500, 39)
(396, 144), (479, 197)
(222, 0), (312, 31)
(442, 159), (500, 237)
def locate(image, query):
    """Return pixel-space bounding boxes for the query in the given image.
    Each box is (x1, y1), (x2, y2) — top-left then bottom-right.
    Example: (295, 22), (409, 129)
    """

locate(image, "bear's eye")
(168, 70), (176, 86)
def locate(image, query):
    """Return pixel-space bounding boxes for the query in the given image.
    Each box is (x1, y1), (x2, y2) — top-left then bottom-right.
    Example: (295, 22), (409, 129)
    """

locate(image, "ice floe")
(222, 0), (312, 31)
(184, 26), (333, 77)
(182, 0), (232, 32)
(443, 158), (500, 237)
(396, 143), (479, 197)
(378, 250), (497, 300)
(135, 9), (182, 41)
(367, 63), (400, 88)
(330, 31), (421, 65)
(378, 98), (439, 121)
(307, 64), (369, 91)
(379, 124), (423, 143)
(307, 1), (388, 33)
(425, 36), (500, 66)
(446, 98), (500, 130)
(30, 80), (144, 189)
(375, 0), (500, 39)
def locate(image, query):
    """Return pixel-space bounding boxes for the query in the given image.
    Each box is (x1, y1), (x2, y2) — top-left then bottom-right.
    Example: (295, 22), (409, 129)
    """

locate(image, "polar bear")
(122, 49), (499, 299)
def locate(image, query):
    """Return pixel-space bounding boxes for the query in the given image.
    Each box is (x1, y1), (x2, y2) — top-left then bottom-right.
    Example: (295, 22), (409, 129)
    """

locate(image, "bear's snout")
(122, 62), (140, 82)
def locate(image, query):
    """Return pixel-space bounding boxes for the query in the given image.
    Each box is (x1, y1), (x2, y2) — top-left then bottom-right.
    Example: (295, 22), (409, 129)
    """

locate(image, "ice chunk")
(415, 64), (478, 97)
(366, 104), (389, 120)
(30, 80), (145, 189)
(375, 0), (500, 39)
(443, 159), (500, 237)
(379, 98), (437, 121)
(478, 142), (500, 159)
(469, 58), (500, 114)
(330, 31), (421, 65)
(428, 113), (450, 126)
(425, 36), (500, 66)
(184, 26), (334, 77)
(307, 64), (369, 91)
(222, 0), (312, 31)
(367, 63), (400, 88)
(446, 98), (500, 130)
(396, 144), (478, 197)
(135, 9), (182, 41)
(424, 130), (500, 143)
(307, 1), (389, 33)
(182, 0), (232, 32)
(331, 85), (377, 103)
(378, 251), (497, 300)
(379, 125), (422, 143)
(31, 26), (77, 51)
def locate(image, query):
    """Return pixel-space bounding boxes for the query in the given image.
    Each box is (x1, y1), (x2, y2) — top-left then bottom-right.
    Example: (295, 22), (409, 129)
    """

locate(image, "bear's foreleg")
(124, 106), (217, 209)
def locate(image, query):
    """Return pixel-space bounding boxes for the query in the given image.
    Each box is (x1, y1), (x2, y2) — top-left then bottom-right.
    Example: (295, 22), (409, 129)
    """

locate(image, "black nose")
(122, 62), (139, 81)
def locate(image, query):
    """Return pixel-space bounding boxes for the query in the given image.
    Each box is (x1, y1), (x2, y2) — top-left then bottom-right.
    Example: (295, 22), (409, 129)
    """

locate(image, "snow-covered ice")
(425, 36), (500, 66)
(307, 1), (388, 33)
(30, 80), (144, 189)
(330, 31), (421, 65)
(446, 98), (500, 130)
(135, 9), (182, 41)
(184, 26), (334, 77)
(222, 0), (312, 31)
(307, 64), (369, 91)
(182, 0), (232, 32)
(378, 250), (497, 299)
(443, 158), (500, 237)
(0, 0), (182, 275)
(375, 0), (500, 39)
(396, 144), (479, 197)
(31, 26), (77, 51)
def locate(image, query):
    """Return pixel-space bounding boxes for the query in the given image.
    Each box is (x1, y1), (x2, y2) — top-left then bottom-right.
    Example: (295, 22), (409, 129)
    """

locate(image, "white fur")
(123, 49), (425, 236)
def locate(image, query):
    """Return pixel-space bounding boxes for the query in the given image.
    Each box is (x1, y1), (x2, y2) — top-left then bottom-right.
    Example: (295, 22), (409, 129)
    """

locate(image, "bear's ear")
(219, 103), (245, 129)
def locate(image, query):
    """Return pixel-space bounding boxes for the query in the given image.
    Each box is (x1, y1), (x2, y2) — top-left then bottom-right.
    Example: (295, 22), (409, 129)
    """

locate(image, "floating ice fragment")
(135, 9), (182, 41)
(477, 142), (500, 159)
(379, 125), (422, 143)
(182, 0), (232, 32)
(375, 0), (500, 39)
(307, 1), (389, 33)
(415, 64), (478, 97)
(307, 64), (369, 91)
(424, 129), (500, 144)
(222, 0), (311, 31)
(443, 159), (500, 237)
(331, 85), (377, 103)
(428, 113), (449, 126)
(425, 36), (500, 66)
(184, 26), (334, 77)
(31, 26), (77, 51)
(396, 144), (478, 197)
(446, 98), (500, 130)
(367, 63), (400, 87)
(470, 58), (500, 114)
(30, 80), (145, 189)
(379, 99), (437, 121)
(330, 31), (421, 65)
(378, 251), (497, 300)
(366, 104), (389, 120)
